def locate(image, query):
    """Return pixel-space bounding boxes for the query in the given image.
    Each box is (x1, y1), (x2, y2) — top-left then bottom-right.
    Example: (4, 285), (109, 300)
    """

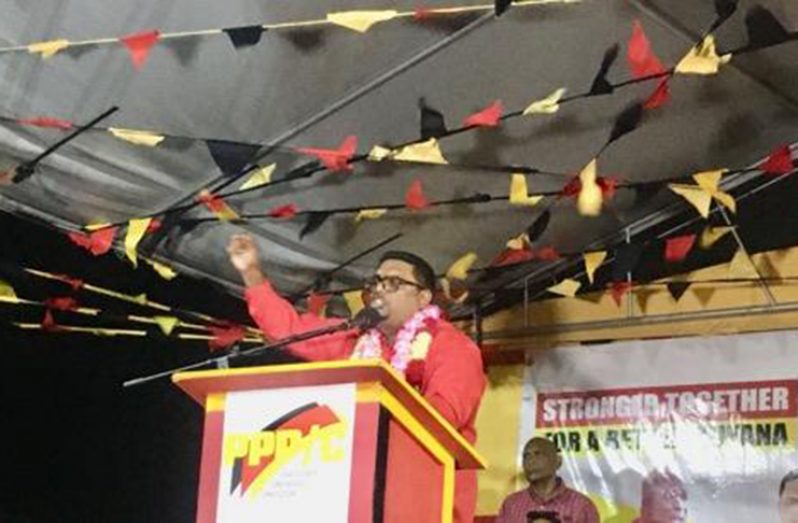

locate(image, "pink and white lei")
(351, 305), (442, 380)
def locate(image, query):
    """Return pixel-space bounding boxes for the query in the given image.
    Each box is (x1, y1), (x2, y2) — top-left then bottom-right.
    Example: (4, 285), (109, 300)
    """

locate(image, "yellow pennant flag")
(28, 39), (70, 59)
(728, 249), (759, 278)
(392, 139), (448, 165)
(693, 169), (736, 213)
(669, 184), (713, 218)
(354, 208), (388, 223)
(108, 128), (165, 147)
(583, 251), (607, 284)
(0, 280), (18, 303)
(446, 252), (478, 281)
(547, 279), (581, 298)
(523, 87), (567, 115)
(124, 218), (152, 268)
(144, 258), (178, 280)
(509, 174), (543, 207)
(327, 10), (398, 33)
(577, 159), (602, 216)
(699, 226), (733, 249)
(675, 35), (731, 76)
(367, 145), (393, 162)
(153, 316), (179, 336)
(506, 233), (529, 251)
(343, 290), (365, 316)
(240, 164), (276, 191)
(198, 190), (240, 221)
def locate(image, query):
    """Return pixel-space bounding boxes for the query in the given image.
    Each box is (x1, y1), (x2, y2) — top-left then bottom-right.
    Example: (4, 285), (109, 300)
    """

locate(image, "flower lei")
(351, 304), (442, 386)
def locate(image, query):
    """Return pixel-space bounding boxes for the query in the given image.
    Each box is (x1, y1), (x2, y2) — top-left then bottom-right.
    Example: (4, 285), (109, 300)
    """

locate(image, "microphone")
(349, 297), (388, 330)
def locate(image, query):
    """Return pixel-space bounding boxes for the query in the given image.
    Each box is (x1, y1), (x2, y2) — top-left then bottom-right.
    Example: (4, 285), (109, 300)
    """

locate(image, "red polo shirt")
(495, 479), (599, 523)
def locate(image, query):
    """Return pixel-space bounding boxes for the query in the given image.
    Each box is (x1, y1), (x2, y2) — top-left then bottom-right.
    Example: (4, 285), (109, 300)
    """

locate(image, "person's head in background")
(780, 470), (798, 523)
(522, 437), (562, 486)
(638, 469), (687, 523)
(527, 510), (561, 523)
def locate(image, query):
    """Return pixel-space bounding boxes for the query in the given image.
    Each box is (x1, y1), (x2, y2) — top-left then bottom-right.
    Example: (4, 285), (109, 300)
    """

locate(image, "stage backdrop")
(516, 329), (798, 522)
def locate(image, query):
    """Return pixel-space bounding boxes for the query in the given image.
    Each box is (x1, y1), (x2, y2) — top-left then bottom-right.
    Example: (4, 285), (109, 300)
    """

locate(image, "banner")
(519, 330), (798, 522)
(216, 383), (356, 522)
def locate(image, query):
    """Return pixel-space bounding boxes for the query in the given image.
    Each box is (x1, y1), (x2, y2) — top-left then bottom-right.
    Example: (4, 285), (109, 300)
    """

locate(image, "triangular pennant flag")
(68, 227), (117, 256)
(297, 135), (358, 172)
(509, 174), (543, 207)
(208, 324), (246, 351)
(300, 212), (331, 239)
(124, 218), (152, 267)
(206, 140), (261, 177)
(240, 164), (276, 190)
(535, 246), (560, 261)
(326, 10), (399, 33)
(308, 293), (330, 316)
(154, 316), (179, 336)
(223, 25), (265, 49)
(526, 210), (551, 243)
(728, 248), (759, 278)
(675, 35), (731, 75)
(354, 208), (388, 223)
(463, 100), (503, 128)
(368, 145), (393, 162)
(547, 279), (581, 298)
(446, 252), (478, 280)
(392, 139), (448, 165)
(644, 79), (671, 109)
(268, 204), (299, 219)
(664, 234), (697, 263)
(711, 0), (739, 33)
(120, 30), (161, 70)
(609, 281), (633, 307)
(17, 117), (74, 130)
(669, 184), (713, 218)
(27, 39), (70, 59)
(144, 258), (178, 280)
(343, 290), (365, 317)
(612, 243), (644, 281)
(627, 20), (666, 78)
(761, 145), (794, 175)
(577, 159), (602, 216)
(109, 128), (165, 147)
(0, 280), (18, 302)
(584, 251), (607, 284)
(506, 233), (529, 251)
(419, 98), (448, 140)
(495, 0), (513, 16)
(699, 225), (733, 249)
(606, 102), (644, 147)
(523, 88), (567, 116)
(197, 190), (240, 221)
(590, 44), (620, 96)
(491, 247), (535, 267)
(666, 281), (692, 302)
(42, 309), (60, 332)
(745, 6), (791, 50)
(693, 169), (736, 213)
(405, 179), (429, 210)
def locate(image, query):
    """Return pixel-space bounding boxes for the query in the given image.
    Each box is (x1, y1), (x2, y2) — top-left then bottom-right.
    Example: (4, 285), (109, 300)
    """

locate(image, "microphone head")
(351, 300), (388, 330)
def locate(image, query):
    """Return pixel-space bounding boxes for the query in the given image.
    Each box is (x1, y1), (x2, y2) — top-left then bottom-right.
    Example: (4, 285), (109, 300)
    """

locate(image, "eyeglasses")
(362, 274), (426, 294)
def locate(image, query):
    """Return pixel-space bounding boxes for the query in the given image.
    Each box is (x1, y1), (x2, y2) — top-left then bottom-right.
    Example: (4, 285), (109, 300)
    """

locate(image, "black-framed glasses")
(362, 274), (426, 294)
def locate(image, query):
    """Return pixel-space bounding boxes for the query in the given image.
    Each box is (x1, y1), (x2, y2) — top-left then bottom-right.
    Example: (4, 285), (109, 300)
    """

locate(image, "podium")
(174, 359), (486, 523)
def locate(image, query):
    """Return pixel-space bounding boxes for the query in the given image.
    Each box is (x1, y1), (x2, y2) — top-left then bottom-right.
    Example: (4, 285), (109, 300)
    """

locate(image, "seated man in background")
(495, 436), (599, 523)
(781, 470), (798, 523)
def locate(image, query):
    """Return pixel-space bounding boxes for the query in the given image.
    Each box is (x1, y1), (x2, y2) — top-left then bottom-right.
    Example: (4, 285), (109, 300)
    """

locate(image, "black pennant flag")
(300, 212), (331, 239)
(223, 25), (266, 49)
(667, 281), (692, 302)
(419, 98), (448, 140)
(745, 6), (791, 50)
(206, 140), (261, 178)
(495, 0), (513, 16)
(589, 44), (619, 96)
(605, 102), (644, 149)
(284, 160), (323, 182)
(612, 243), (644, 282)
(526, 210), (551, 243)
(709, 0), (739, 33)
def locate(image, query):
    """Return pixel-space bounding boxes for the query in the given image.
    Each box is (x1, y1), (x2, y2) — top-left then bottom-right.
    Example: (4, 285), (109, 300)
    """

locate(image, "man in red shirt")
(495, 437), (599, 523)
(227, 234), (486, 523)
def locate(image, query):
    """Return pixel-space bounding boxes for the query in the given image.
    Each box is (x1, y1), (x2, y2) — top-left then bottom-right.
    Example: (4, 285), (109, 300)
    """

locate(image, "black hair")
(780, 469), (798, 496)
(379, 250), (437, 291)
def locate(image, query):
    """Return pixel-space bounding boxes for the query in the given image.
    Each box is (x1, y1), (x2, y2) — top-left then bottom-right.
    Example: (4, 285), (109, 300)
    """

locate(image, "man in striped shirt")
(495, 437), (599, 523)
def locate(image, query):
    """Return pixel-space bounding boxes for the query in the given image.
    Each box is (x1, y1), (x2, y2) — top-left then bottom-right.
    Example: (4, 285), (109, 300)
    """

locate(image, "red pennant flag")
(208, 324), (246, 351)
(308, 293), (330, 316)
(644, 79), (671, 109)
(534, 246), (561, 261)
(463, 100), (503, 128)
(414, 6), (435, 20)
(561, 177), (618, 200)
(627, 20), (666, 78)
(120, 30), (161, 70)
(146, 219), (162, 233)
(665, 234), (697, 263)
(267, 203), (299, 219)
(491, 248), (535, 267)
(761, 145), (794, 175)
(68, 227), (117, 256)
(56, 274), (85, 291)
(42, 310), (61, 332)
(17, 117), (74, 130)
(405, 179), (429, 210)
(610, 281), (633, 307)
(44, 296), (80, 312)
(296, 135), (358, 172)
